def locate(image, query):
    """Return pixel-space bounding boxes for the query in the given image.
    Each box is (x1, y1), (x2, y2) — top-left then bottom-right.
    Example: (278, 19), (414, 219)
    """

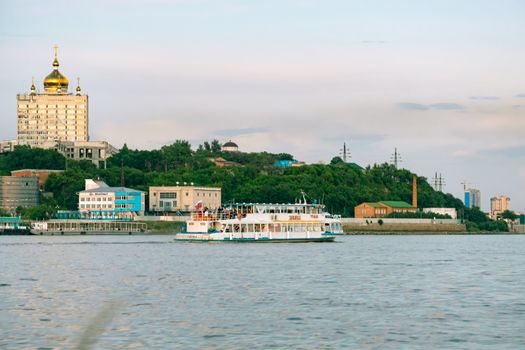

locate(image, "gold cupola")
(76, 77), (81, 95)
(43, 45), (69, 93)
(30, 76), (36, 95)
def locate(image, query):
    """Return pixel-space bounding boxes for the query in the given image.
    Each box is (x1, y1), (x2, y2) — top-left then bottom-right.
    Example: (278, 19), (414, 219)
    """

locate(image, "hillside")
(0, 141), (506, 231)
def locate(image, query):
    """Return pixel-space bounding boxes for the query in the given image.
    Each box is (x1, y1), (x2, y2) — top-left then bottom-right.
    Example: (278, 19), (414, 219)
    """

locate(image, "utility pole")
(120, 158), (125, 187)
(390, 147), (402, 169)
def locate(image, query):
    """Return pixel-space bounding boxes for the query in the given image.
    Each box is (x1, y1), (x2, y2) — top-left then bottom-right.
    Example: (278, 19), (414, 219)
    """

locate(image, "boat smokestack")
(412, 175), (418, 208)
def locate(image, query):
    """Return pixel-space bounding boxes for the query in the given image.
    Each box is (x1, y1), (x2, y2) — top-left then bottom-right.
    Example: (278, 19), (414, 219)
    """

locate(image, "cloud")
(429, 103), (464, 110)
(515, 93), (525, 98)
(469, 96), (499, 101)
(398, 102), (428, 110)
(322, 133), (385, 143)
(215, 127), (268, 137)
(361, 40), (386, 44)
(512, 105), (524, 110)
(482, 145), (525, 158)
(398, 102), (464, 111)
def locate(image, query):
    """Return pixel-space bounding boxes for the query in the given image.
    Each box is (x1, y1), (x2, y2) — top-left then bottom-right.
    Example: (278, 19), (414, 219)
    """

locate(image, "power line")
(339, 142), (351, 163)
(390, 147), (402, 168)
(432, 172), (446, 192)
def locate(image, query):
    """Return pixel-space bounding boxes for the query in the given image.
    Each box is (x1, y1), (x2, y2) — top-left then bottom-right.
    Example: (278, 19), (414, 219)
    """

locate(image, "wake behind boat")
(175, 202), (342, 242)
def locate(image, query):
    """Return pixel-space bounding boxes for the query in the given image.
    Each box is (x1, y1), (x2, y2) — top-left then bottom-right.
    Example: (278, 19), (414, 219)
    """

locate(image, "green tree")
(500, 210), (518, 221)
(330, 156), (344, 165)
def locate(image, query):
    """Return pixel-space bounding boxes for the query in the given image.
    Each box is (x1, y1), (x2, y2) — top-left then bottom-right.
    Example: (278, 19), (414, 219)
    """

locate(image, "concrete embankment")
(342, 218), (466, 234)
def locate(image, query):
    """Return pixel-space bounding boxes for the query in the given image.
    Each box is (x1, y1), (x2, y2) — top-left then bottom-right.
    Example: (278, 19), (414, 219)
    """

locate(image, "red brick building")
(11, 169), (63, 190)
(354, 201), (416, 218)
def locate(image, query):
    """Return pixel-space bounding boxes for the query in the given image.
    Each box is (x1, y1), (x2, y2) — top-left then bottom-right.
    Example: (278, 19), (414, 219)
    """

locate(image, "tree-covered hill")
(1, 141), (463, 218)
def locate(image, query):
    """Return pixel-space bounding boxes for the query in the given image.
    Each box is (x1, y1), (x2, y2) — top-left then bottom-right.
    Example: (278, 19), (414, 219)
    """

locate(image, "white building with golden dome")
(16, 46), (89, 147)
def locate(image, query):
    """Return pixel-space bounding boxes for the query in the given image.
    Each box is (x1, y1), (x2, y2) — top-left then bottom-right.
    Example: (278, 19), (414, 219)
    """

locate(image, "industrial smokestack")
(412, 175), (418, 208)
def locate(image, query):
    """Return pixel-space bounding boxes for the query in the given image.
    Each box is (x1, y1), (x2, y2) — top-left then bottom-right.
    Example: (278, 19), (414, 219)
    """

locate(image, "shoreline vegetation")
(0, 143), (517, 233)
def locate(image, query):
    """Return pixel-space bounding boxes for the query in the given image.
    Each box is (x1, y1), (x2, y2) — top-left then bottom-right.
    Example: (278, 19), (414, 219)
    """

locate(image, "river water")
(1, 235), (524, 349)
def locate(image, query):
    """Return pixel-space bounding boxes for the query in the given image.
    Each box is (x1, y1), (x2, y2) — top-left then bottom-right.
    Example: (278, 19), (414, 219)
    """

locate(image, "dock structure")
(32, 220), (148, 235)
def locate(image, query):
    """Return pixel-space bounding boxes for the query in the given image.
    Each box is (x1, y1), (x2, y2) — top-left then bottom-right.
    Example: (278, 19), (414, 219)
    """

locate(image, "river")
(1, 235), (524, 349)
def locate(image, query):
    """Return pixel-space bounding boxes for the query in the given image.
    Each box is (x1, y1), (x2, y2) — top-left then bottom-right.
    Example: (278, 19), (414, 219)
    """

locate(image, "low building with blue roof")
(78, 179), (145, 220)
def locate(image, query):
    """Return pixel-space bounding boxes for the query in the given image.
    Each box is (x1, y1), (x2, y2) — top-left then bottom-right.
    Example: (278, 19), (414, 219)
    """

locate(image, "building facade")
(149, 185), (222, 213)
(354, 201), (416, 218)
(78, 179), (145, 220)
(17, 47), (88, 147)
(55, 140), (118, 168)
(354, 202), (389, 218)
(0, 140), (18, 153)
(11, 169), (63, 190)
(222, 140), (239, 152)
(490, 195), (510, 219)
(0, 176), (39, 212)
(464, 188), (481, 208)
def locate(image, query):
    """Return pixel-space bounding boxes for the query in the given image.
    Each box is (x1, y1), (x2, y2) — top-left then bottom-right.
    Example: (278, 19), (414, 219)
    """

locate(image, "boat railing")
(191, 210), (242, 221)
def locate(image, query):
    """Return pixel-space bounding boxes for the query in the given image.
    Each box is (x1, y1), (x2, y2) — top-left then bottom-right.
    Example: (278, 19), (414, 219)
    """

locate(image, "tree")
(330, 156), (344, 165)
(211, 139), (222, 153)
(500, 210), (518, 221)
(0, 145), (65, 174)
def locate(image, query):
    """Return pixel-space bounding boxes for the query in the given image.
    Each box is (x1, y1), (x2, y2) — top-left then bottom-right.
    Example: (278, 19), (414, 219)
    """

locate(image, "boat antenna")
(300, 190), (307, 204)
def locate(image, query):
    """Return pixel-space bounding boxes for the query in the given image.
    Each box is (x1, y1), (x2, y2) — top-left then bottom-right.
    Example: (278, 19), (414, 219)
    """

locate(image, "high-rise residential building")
(9, 46), (118, 168)
(464, 188), (481, 209)
(490, 195), (510, 219)
(16, 46), (88, 147)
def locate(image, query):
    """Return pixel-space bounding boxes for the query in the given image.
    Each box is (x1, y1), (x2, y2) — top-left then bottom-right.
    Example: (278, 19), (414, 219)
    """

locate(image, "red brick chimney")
(412, 175), (418, 208)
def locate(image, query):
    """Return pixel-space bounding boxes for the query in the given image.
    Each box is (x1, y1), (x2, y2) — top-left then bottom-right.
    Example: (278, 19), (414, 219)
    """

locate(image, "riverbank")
(344, 231), (519, 235)
(140, 221), (184, 234)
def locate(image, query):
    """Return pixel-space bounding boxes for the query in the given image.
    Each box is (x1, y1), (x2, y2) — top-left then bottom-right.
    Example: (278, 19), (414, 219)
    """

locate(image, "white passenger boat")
(175, 202), (342, 242)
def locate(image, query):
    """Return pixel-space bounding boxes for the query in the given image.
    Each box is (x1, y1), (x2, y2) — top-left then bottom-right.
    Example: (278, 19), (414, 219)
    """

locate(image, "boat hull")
(174, 233), (335, 243)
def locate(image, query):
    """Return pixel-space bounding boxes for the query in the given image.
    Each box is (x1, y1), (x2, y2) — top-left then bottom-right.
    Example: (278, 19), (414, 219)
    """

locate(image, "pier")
(32, 220), (148, 235)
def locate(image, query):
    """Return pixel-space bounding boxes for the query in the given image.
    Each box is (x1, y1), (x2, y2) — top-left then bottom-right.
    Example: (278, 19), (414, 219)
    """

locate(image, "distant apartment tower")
(464, 188), (481, 209)
(490, 195), (510, 219)
(0, 176), (39, 212)
(17, 46), (88, 147)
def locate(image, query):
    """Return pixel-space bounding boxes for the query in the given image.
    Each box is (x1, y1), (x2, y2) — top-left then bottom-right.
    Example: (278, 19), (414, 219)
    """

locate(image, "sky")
(1, 0), (524, 211)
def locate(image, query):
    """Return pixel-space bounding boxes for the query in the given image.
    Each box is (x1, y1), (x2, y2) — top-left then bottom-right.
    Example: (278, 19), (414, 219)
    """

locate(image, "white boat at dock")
(31, 220), (149, 235)
(175, 202), (342, 242)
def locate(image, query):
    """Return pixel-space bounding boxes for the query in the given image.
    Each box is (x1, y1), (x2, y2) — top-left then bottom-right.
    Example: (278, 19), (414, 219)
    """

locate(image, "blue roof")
(80, 186), (144, 193)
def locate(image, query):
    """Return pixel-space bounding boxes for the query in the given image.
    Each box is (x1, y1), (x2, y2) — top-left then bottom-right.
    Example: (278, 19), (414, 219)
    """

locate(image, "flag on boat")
(195, 200), (203, 210)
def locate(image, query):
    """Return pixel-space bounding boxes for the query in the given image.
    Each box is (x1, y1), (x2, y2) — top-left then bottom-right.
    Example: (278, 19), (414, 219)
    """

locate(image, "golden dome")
(43, 47), (69, 93)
